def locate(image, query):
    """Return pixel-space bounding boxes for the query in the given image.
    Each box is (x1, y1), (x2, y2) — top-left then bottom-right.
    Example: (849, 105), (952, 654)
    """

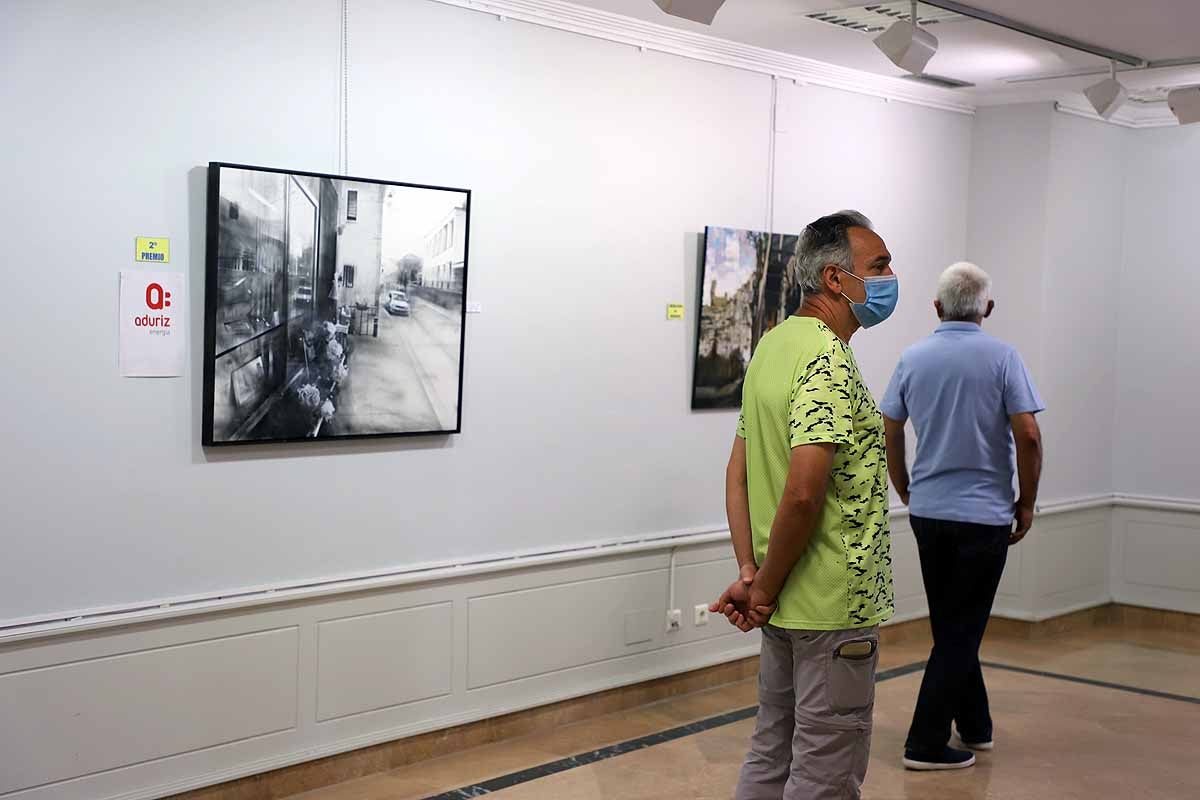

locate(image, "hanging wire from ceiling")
(337, 0), (351, 175)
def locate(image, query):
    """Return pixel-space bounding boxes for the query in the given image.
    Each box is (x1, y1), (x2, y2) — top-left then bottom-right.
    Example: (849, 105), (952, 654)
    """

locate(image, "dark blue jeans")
(904, 515), (1011, 754)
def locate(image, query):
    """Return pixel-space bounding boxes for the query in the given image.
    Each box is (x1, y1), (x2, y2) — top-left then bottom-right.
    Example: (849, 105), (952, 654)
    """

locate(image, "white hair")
(937, 262), (992, 320)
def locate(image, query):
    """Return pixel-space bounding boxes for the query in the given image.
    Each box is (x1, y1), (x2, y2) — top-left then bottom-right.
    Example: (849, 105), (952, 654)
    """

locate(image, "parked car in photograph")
(386, 290), (410, 316)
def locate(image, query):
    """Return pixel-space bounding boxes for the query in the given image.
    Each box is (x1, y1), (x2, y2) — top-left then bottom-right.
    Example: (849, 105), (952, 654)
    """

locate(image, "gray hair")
(792, 210), (874, 300)
(937, 261), (992, 320)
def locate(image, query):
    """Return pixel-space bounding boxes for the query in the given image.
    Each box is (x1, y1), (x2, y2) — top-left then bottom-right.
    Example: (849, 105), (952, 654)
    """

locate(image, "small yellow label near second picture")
(666, 303), (685, 320)
(135, 237), (170, 264)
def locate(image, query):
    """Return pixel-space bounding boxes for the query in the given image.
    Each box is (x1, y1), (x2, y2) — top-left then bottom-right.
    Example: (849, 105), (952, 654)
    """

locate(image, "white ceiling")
(574, 0), (1200, 106)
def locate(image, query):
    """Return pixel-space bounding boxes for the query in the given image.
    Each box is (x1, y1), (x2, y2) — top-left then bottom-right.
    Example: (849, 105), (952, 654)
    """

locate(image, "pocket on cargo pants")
(828, 636), (878, 713)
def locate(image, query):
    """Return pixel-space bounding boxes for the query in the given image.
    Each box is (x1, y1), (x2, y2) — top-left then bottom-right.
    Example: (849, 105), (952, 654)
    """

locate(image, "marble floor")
(292, 624), (1200, 800)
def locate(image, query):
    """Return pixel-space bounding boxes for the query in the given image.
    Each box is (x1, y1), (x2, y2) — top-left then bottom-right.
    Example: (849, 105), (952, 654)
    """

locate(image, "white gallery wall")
(1111, 122), (1200, 612)
(0, 0), (977, 627)
(965, 104), (1130, 503)
(0, 1), (1196, 798)
(962, 104), (1120, 619)
(1040, 111), (1127, 502)
(1115, 124), (1200, 500)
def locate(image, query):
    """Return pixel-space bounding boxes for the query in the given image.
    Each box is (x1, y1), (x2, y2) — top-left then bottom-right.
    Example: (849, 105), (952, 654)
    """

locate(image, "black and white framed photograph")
(202, 162), (470, 445)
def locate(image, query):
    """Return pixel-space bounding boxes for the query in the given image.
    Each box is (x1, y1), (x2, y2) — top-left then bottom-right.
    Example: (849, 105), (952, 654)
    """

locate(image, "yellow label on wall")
(135, 237), (170, 263)
(666, 303), (685, 320)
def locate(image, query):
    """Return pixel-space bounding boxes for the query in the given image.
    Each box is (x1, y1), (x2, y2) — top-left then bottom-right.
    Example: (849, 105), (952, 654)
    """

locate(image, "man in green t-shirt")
(710, 210), (897, 800)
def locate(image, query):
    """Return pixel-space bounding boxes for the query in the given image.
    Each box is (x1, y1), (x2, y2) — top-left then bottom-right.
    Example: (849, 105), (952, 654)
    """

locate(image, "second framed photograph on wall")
(691, 225), (803, 409)
(202, 162), (471, 445)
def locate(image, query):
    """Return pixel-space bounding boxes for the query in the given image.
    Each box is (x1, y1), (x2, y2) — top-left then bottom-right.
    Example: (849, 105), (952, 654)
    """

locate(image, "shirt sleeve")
(736, 410), (747, 439)
(1002, 348), (1045, 415)
(879, 356), (908, 422)
(789, 346), (855, 448)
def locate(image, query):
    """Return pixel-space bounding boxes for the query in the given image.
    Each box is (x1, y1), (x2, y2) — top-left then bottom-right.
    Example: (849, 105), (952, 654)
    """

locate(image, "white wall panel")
(1114, 508), (1200, 613)
(1032, 512), (1110, 610)
(467, 558), (737, 689)
(0, 628), (298, 795)
(316, 604), (453, 722)
(996, 539), (1024, 603)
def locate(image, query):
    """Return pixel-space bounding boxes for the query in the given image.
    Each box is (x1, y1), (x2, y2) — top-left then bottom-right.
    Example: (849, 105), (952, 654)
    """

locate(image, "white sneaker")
(954, 728), (993, 751)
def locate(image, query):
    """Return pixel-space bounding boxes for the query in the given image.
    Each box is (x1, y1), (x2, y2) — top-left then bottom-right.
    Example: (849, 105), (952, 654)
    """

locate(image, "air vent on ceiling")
(1127, 87), (1171, 104)
(806, 2), (965, 35)
(900, 73), (975, 89)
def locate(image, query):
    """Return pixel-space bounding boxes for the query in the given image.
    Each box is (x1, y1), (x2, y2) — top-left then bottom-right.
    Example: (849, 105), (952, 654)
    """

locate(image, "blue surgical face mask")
(840, 269), (898, 328)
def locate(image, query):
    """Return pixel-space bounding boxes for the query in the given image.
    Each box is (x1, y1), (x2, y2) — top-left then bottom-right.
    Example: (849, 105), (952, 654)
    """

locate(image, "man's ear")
(823, 263), (842, 294)
(984, 299), (995, 319)
(934, 299), (944, 320)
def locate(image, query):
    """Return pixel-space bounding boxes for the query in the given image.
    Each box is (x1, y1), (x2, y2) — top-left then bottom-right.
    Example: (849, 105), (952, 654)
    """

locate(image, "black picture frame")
(201, 162), (472, 446)
(690, 225), (803, 410)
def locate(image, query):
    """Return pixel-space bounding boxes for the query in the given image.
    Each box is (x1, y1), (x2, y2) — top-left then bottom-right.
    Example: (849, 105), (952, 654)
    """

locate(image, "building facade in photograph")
(336, 182), (387, 310)
(423, 205), (467, 293)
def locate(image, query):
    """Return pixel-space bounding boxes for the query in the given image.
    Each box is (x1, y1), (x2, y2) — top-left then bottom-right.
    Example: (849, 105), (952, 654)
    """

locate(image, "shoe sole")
(954, 734), (994, 752)
(903, 754), (977, 771)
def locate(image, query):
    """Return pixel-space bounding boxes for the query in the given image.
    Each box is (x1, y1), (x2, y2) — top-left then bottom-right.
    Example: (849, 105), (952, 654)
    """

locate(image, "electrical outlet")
(666, 609), (682, 633)
(694, 604), (710, 626)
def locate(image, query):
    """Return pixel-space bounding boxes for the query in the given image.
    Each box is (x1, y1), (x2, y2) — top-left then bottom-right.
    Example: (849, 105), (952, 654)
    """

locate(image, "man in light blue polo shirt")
(880, 262), (1044, 772)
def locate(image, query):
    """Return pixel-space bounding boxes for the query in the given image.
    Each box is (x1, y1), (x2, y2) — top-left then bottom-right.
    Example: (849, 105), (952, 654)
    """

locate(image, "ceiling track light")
(874, 1), (938, 75)
(651, 0), (727, 25)
(1167, 85), (1200, 125)
(1084, 60), (1127, 120)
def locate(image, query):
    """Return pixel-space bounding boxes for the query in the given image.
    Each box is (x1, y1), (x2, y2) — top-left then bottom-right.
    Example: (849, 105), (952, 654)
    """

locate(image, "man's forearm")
(726, 476), (756, 571)
(886, 449), (909, 499)
(883, 419), (909, 498)
(754, 494), (825, 599)
(1015, 438), (1042, 509)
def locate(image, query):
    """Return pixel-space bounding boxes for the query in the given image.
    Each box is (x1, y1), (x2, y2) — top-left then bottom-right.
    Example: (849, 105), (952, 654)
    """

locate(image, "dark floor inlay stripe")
(420, 660), (926, 799)
(981, 661), (1200, 705)
(876, 660), (928, 681)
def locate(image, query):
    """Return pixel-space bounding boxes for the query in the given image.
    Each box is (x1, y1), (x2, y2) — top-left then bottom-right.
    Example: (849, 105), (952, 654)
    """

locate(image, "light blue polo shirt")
(880, 322), (1044, 526)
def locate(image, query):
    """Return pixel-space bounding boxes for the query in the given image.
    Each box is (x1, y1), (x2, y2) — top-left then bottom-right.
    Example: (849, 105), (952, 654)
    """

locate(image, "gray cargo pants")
(735, 624), (880, 800)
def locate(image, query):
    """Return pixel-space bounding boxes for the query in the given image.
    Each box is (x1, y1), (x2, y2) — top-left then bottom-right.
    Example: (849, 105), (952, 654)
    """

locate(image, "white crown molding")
(1055, 95), (1180, 129)
(432, 0), (976, 115)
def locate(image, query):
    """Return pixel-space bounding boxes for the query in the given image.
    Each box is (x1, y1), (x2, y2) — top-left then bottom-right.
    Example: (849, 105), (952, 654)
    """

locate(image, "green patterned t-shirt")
(736, 316), (894, 630)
